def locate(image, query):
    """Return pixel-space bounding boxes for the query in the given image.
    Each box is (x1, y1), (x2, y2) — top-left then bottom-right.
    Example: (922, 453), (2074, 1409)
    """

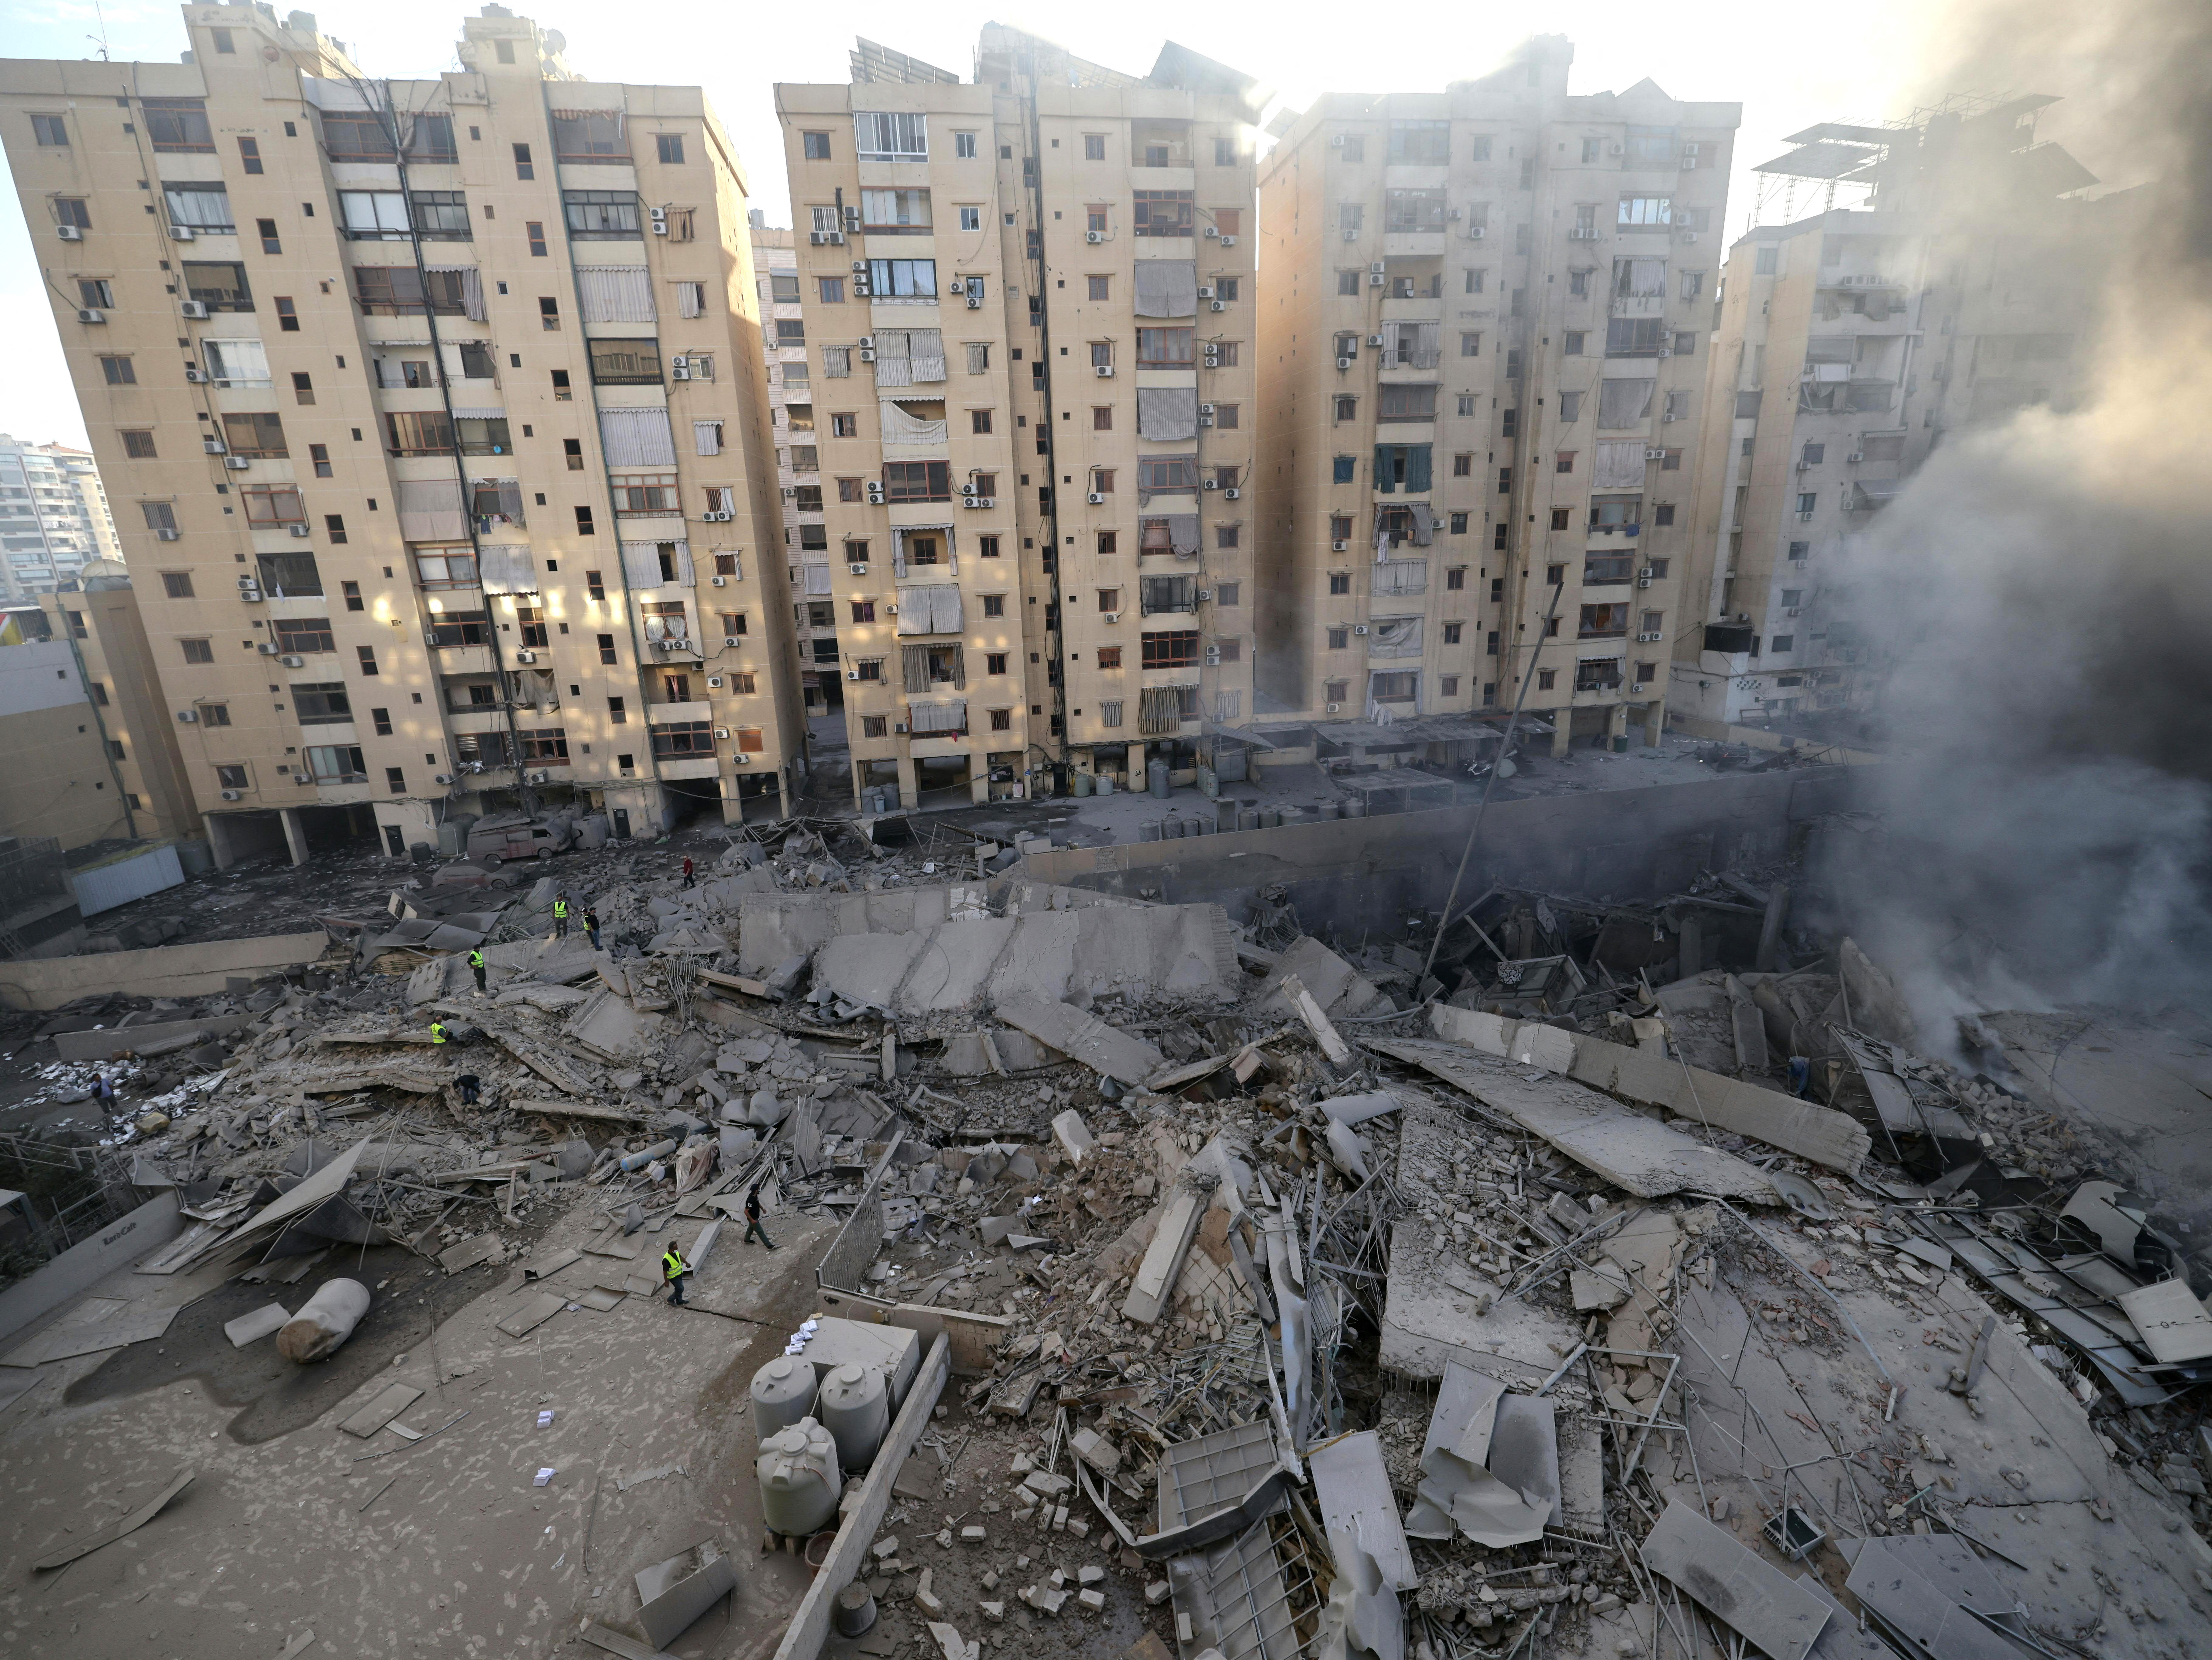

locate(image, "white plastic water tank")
(816, 1361), (889, 1471)
(757, 1417), (840, 1537)
(750, 1355), (817, 1439)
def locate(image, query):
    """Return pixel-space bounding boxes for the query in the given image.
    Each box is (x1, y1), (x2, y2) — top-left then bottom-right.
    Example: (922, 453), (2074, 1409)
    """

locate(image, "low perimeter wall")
(0, 931), (331, 1011)
(0, 1191), (182, 1347)
(1022, 768), (1870, 937)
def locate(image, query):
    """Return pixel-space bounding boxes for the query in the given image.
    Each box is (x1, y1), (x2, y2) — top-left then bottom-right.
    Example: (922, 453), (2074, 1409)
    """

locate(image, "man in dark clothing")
(743, 1182), (777, 1251)
(583, 907), (602, 951)
(455, 1073), (481, 1106)
(662, 1242), (690, 1305)
(681, 856), (696, 888)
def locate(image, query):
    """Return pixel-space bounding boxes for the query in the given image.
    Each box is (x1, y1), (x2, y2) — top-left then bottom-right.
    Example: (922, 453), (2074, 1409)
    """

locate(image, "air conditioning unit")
(707, 677), (723, 689)
(1568, 228), (1597, 241)
(1447, 207), (1462, 221)
(1220, 236), (1238, 248)
(966, 293), (983, 310)
(844, 207), (862, 232)
(256, 642), (278, 655)
(702, 509), (733, 521)
(1847, 452), (1865, 463)
(220, 788), (242, 800)
(848, 561), (868, 574)
(1336, 356), (1354, 371)
(515, 648), (538, 663)
(169, 225), (195, 241)
(1198, 412), (1214, 427)
(1645, 447), (1667, 461)
(1210, 298), (1226, 313)
(1365, 334), (1383, 348)
(202, 438), (227, 454)
(649, 204), (668, 226)
(75, 307), (104, 324)
(1610, 143), (1625, 156)
(1341, 228), (1359, 242)
(1679, 232), (1698, 244)
(1325, 702), (1341, 714)
(1661, 412), (1678, 422)
(845, 669), (860, 681)
(1637, 631), (1663, 642)
(865, 483), (885, 504)
(1204, 647), (1220, 665)
(857, 334), (874, 348)
(177, 710), (198, 723)
(156, 526), (180, 541)
(672, 366), (693, 381)
(809, 230), (828, 245)
(434, 773), (455, 785)
(1785, 605), (1803, 617)
(1370, 262), (1386, 275)
(1197, 285), (1216, 300)
(1202, 478), (1220, 491)
(712, 724), (730, 737)
(280, 653), (304, 668)
(723, 635), (742, 646)
(975, 497), (995, 508)
(1798, 510), (1815, 522)
(178, 300), (211, 320)
(1094, 363), (1114, 378)
(1369, 272), (1385, 287)
(184, 367), (209, 383)
(893, 722), (908, 734)
(1331, 539), (1349, 552)
(1466, 226), (1484, 239)
(237, 574), (258, 589)
(1223, 487), (1242, 500)
(857, 347), (876, 362)
(1102, 611), (1120, 624)
(225, 456), (251, 470)
(1353, 624), (1369, 635)
(1085, 230), (1104, 244)
(1202, 348), (1219, 365)
(1086, 492), (1104, 504)
(1196, 588), (1212, 601)
(1638, 565), (1656, 579)
(1329, 134), (1347, 149)
(55, 224), (82, 242)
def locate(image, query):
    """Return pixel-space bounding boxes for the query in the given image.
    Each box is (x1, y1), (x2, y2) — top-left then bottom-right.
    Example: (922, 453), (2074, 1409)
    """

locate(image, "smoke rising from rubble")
(1813, 0), (2212, 1036)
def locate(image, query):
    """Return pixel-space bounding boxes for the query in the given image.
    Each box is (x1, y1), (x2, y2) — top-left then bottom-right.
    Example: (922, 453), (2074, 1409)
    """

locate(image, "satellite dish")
(544, 29), (566, 53)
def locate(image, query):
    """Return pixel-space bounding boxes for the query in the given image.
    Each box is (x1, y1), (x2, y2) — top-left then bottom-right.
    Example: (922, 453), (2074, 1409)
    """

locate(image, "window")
(1137, 457), (1196, 494)
(564, 190), (642, 238)
(145, 98), (214, 153)
(295, 683), (352, 725)
(99, 355), (136, 386)
(1618, 195), (1671, 228)
(1556, 451), (1576, 474)
(1328, 573), (1352, 595)
(1332, 456), (1357, 485)
(385, 411), (453, 454)
(1091, 468), (1115, 495)
(1385, 189), (1446, 233)
(215, 764), (249, 790)
(242, 485), (306, 526)
(1674, 333), (1697, 356)
(1336, 133), (1366, 163)
(1577, 602), (1630, 639)
(274, 616), (335, 654)
(884, 461), (951, 502)
(1582, 137), (1601, 164)
(859, 715), (888, 739)
(224, 412), (288, 458)
(122, 429), (157, 459)
(1584, 553), (1635, 584)
(1450, 512), (1469, 534)
(141, 502), (178, 535)
(651, 721), (715, 759)
(1137, 328), (1194, 367)
(1754, 245), (1779, 276)
(55, 198), (90, 230)
(1142, 629), (1200, 669)
(158, 571), (193, 599)
(856, 111), (927, 161)
(1459, 332), (1482, 359)
(803, 131), (832, 160)
(589, 338), (663, 384)
(1132, 190), (1195, 237)
(1606, 318), (1667, 357)
(30, 114), (69, 146)
(653, 131), (686, 165)
(291, 371), (316, 406)
(1334, 395), (1358, 424)
(865, 257), (936, 298)
(861, 188), (932, 233)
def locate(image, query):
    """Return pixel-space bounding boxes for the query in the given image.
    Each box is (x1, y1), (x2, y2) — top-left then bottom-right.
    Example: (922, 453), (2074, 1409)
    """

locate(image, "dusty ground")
(0, 1188), (838, 1660)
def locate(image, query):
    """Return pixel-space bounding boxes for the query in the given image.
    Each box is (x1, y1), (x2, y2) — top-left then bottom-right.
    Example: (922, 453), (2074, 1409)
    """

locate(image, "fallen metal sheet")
(1640, 1497), (1831, 1660)
(1486, 1392), (1562, 1530)
(1, 1300), (178, 1367)
(1306, 1430), (1418, 1591)
(33, 1470), (194, 1571)
(497, 1291), (567, 1339)
(1139, 1418), (1301, 1560)
(1843, 1535), (2031, 1660)
(439, 1234), (503, 1273)
(1401, 1362), (1552, 1549)
(1254, 935), (1383, 1019)
(1316, 1090), (1407, 1127)
(1798, 1573), (1901, 1660)
(1371, 1038), (1779, 1202)
(996, 996), (1165, 1088)
(1835, 1033), (1976, 1140)
(634, 1544), (738, 1650)
(339, 1382), (425, 1438)
(2114, 1278), (2212, 1364)
(524, 1247), (584, 1281)
(576, 1288), (625, 1311)
(576, 1621), (679, 1660)
(1167, 1518), (1303, 1660)
(222, 1303), (291, 1348)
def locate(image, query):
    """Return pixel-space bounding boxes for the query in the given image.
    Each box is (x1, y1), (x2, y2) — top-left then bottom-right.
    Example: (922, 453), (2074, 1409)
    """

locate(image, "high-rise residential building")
(0, 4), (801, 866)
(1257, 40), (1739, 756)
(749, 214), (842, 721)
(1673, 97), (2107, 728)
(776, 29), (1266, 808)
(0, 436), (122, 597)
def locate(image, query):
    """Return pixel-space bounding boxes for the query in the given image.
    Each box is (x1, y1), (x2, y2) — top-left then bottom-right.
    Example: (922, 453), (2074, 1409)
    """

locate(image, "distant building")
(1673, 95), (2112, 728)
(0, 435), (121, 598)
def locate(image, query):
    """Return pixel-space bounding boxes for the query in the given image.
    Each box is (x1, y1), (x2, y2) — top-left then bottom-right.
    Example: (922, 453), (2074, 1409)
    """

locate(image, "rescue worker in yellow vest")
(468, 947), (487, 996)
(553, 897), (570, 940)
(429, 1019), (449, 1046)
(661, 1242), (690, 1306)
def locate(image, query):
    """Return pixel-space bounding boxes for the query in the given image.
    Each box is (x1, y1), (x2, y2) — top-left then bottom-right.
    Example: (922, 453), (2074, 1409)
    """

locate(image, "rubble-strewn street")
(0, 808), (2204, 1660)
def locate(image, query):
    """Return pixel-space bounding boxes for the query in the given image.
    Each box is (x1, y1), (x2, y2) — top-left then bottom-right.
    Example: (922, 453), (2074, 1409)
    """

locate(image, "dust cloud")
(1808, 0), (2212, 1040)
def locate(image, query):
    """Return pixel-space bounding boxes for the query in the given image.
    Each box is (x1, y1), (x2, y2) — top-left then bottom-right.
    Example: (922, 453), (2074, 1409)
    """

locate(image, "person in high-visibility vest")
(468, 947), (487, 996)
(429, 1019), (449, 1045)
(552, 896), (570, 939)
(661, 1242), (690, 1306)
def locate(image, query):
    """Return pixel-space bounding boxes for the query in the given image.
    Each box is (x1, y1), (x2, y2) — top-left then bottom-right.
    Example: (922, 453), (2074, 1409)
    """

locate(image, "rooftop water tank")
(750, 1355), (817, 1440)
(816, 1362), (889, 1471)
(757, 1417), (840, 1537)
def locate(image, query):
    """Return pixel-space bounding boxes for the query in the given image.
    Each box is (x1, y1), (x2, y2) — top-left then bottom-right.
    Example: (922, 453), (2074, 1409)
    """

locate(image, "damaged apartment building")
(0, 3), (808, 866)
(1257, 39), (1740, 760)
(1671, 94), (2119, 728)
(775, 29), (1266, 809)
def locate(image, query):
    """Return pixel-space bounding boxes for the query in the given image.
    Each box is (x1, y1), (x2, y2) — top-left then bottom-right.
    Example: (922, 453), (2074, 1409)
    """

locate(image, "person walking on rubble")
(468, 946), (487, 996)
(681, 855), (696, 889)
(455, 1072), (481, 1107)
(553, 895), (570, 939)
(583, 907), (602, 952)
(661, 1241), (691, 1305)
(743, 1180), (777, 1251)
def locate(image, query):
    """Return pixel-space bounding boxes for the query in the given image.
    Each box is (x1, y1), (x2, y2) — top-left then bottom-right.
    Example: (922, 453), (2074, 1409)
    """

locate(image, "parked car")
(464, 815), (575, 866)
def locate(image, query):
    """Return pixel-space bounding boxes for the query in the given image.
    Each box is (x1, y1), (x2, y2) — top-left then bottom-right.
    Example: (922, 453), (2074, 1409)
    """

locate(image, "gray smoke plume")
(1810, 0), (2212, 1040)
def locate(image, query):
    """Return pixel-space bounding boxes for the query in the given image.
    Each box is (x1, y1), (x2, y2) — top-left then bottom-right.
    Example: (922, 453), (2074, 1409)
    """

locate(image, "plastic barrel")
(1096, 772), (1115, 796)
(750, 1355), (818, 1440)
(1072, 771), (1094, 797)
(1319, 801), (1341, 820)
(1238, 808), (1260, 832)
(1139, 821), (1162, 841)
(1149, 759), (1171, 798)
(1343, 797), (1368, 817)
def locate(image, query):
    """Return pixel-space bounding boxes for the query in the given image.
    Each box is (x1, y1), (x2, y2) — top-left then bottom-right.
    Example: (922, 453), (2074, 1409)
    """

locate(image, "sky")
(0, 0), (2007, 448)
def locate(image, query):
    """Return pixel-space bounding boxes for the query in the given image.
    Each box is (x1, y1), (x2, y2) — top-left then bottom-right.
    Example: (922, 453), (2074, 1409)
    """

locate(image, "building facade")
(0, 4), (801, 864)
(0, 436), (122, 598)
(776, 29), (1265, 807)
(1673, 98), (2106, 727)
(1257, 40), (1738, 756)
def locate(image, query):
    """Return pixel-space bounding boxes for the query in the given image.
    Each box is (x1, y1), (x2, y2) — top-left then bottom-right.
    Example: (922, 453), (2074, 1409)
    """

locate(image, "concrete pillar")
(205, 811), (241, 871)
(849, 759), (866, 811)
(279, 807), (309, 867)
(1643, 696), (1667, 748)
(1679, 911), (1704, 979)
(1548, 712), (1571, 758)
(1607, 703), (1630, 751)
(776, 767), (792, 819)
(1755, 882), (1792, 972)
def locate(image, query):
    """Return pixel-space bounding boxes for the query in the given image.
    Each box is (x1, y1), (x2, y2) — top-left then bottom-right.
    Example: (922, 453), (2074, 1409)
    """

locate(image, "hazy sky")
(0, 0), (2005, 446)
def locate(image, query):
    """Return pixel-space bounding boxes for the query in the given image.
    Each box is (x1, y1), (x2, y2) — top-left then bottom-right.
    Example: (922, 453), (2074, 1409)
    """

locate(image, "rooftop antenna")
(88, 0), (110, 60)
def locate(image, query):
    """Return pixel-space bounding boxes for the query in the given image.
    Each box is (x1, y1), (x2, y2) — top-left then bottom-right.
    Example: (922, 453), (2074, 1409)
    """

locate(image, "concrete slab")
(1122, 1187), (1204, 1325)
(996, 997), (1164, 1089)
(813, 930), (929, 1010)
(1641, 1498), (1829, 1660)
(1255, 936), (1381, 1019)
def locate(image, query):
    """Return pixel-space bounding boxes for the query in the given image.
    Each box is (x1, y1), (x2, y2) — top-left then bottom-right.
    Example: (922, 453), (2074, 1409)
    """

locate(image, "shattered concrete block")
(1077, 1566), (1106, 1586)
(1070, 1428), (1121, 1477)
(960, 1526), (987, 1542)
(1077, 1589), (1105, 1612)
(871, 1536), (900, 1559)
(980, 1602), (1005, 1624)
(1145, 1581), (1171, 1606)
(1051, 1109), (1095, 1164)
(1020, 1584), (1068, 1615)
